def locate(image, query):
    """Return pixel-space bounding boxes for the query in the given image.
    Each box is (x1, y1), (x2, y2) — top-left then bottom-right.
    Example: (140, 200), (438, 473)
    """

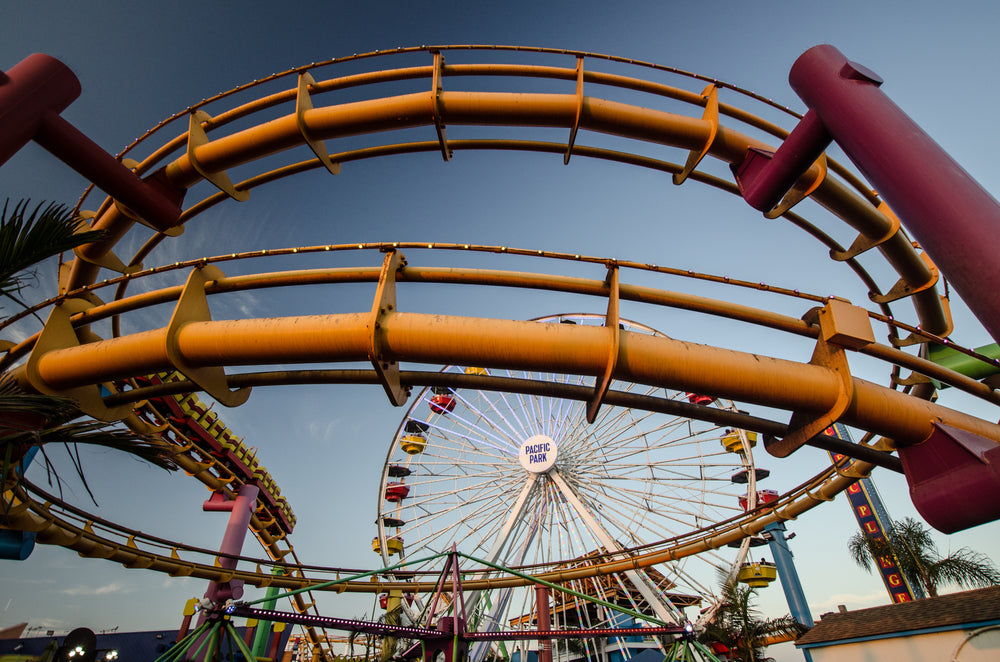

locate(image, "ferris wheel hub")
(518, 434), (558, 474)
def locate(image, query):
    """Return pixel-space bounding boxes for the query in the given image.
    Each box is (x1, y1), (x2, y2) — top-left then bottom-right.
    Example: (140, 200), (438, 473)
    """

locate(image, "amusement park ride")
(2, 43), (1000, 661)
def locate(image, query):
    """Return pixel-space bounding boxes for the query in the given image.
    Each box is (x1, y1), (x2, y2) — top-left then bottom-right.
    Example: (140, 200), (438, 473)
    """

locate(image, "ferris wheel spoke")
(591, 427), (715, 463)
(547, 374), (588, 440)
(414, 443), (510, 471)
(564, 405), (653, 453)
(493, 377), (539, 442)
(404, 463), (515, 486)
(581, 479), (729, 518)
(400, 480), (522, 533)
(503, 374), (548, 438)
(588, 422), (711, 462)
(560, 481), (661, 544)
(423, 410), (521, 458)
(547, 469), (682, 624)
(566, 476), (730, 542)
(447, 391), (529, 454)
(402, 499), (514, 555)
(407, 474), (524, 516)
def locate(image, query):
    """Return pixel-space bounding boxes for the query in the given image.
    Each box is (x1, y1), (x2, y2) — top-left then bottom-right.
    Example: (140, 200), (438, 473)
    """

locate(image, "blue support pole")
(763, 521), (812, 627)
(1, 446), (40, 560)
(764, 521), (814, 662)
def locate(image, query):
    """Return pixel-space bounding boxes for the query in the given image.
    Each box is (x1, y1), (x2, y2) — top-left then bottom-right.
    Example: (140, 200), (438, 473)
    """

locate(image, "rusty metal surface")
(55, 47), (946, 339)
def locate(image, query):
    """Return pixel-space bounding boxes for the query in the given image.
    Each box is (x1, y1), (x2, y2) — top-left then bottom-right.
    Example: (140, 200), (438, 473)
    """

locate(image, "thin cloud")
(811, 589), (888, 613)
(62, 582), (132, 597)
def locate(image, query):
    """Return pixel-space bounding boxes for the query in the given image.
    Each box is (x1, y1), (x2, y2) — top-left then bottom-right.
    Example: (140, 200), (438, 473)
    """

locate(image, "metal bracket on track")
(296, 72), (341, 175)
(766, 299), (873, 458)
(763, 153), (828, 220)
(368, 251), (410, 406)
(431, 51), (451, 161)
(123, 410), (168, 435)
(24, 297), (135, 422)
(586, 264), (620, 423)
(187, 110), (251, 202)
(830, 200), (900, 262)
(168, 548), (196, 577)
(672, 84), (719, 185)
(869, 249), (939, 305)
(70, 210), (143, 276)
(165, 265), (251, 408)
(564, 56), (585, 165)
(892, 294), (953, 349)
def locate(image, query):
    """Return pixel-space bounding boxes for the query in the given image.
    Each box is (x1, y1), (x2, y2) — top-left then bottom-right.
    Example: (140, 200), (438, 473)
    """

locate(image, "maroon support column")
(789, 45), (1000, 343)
(0, 53), (183, 232)
(733, 44), (1000, 532)
(535, 585), (552, 662)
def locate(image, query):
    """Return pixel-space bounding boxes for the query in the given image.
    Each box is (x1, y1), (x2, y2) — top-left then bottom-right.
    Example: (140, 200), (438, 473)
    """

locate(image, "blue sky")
(2, 2), (1000, 660)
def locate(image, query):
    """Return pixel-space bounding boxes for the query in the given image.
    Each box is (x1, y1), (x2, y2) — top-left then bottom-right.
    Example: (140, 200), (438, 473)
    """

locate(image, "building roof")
(0, 626), (293, 659)
(796, 586), (1000, 647)
(0, 624), (27, 641)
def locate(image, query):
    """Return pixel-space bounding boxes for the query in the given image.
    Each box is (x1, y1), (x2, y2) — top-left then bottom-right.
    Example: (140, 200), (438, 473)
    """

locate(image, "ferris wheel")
(374, 314), (760, 647)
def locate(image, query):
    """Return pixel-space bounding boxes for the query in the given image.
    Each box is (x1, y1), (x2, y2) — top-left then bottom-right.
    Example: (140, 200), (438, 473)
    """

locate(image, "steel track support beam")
(368, 251), (410, 405)
(18, 311), (1000, 448)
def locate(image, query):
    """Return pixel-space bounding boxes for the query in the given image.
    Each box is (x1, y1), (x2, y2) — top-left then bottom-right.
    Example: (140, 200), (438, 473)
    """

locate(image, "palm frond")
(930, 548), (1000, 590)
(0, 378), (79, 419)
(847, 515), (999, 597)
(1, 385), (178, 511)
(0, 199), (104, 302)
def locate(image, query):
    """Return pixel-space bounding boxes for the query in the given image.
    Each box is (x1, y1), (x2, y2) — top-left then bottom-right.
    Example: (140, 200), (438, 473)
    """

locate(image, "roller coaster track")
(54, 45), (945, 337)
(117, 372), (335, 650)
(2, 242), (998, 590)
(3, 440), (868, 594)
(3, 247), (997, 441)
(3, 44), (1000, 659)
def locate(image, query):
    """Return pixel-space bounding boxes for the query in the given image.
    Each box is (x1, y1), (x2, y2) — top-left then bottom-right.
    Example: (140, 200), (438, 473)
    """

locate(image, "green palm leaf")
(847, 516), (1000, 597)
(0, 199), (104, 306)
(0, 199), (175, 509)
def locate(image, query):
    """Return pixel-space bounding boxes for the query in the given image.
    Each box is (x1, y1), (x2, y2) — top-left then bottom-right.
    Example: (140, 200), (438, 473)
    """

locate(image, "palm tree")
(0, 200), (177, 507)
(699, 572), (805, 662)
(848, 516), (1000, 598)
(0, 200), (104, 315)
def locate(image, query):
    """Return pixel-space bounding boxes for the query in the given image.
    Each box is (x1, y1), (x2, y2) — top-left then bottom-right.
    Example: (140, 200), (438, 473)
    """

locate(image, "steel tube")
(23, 311), (1000, 446)
(33, 114), (182, 230)
(0, 53), (79, 165)
(61, 80), (949, 338)
(790, 44), (1000, 343)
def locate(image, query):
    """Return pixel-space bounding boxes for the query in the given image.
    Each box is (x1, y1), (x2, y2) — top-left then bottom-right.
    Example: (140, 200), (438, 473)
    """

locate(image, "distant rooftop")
(797, 586), (1000, 647)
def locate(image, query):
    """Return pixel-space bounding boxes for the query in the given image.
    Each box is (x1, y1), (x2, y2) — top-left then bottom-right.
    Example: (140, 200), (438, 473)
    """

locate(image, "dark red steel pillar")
(791, 45), (1000, 344)
(535, 585), (552, 662)
(0, 53), (183, 232)
(736, 44), (1000, 344)
(734, 44), (1000, 532)
(899, 422), (1000, 533)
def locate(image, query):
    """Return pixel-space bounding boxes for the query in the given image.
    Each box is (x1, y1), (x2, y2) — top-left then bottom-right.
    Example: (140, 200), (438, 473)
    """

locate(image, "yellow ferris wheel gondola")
(737, 561), (778, 588)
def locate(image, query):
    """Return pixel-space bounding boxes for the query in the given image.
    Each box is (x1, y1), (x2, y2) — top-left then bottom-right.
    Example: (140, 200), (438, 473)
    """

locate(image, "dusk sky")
(2, 3), (999, 661)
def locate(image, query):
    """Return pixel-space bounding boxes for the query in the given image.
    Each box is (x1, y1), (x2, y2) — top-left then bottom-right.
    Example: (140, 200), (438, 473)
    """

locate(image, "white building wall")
(805, 627), (1000, 662)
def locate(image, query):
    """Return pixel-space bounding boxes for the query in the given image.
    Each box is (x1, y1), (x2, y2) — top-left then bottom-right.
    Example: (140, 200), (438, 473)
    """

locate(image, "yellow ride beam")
(16, 309), (1000, 448)
(61, 51), (945, 337)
